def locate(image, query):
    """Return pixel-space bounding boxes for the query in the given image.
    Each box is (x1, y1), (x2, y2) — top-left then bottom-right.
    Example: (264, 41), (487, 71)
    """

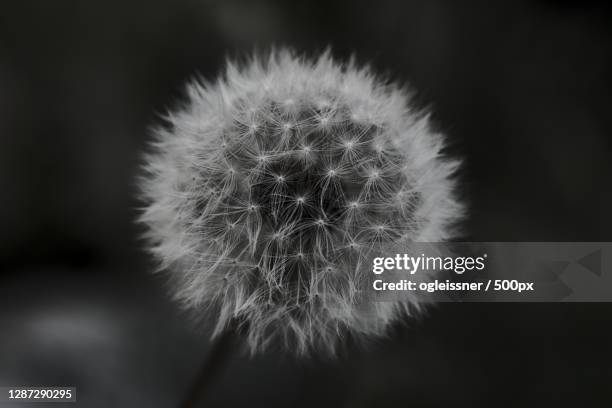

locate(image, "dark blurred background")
(0, 0), (611, 407)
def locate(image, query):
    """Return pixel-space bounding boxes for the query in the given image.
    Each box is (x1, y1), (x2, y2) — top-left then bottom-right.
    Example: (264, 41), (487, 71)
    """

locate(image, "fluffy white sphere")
(140, 50), (462, 355)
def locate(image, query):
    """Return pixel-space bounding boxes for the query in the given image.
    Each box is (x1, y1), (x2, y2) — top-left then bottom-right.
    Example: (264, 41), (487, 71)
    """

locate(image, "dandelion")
(140, 49), (462, 356)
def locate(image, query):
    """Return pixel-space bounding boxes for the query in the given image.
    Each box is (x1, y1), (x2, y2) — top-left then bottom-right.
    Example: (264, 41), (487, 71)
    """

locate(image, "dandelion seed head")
(139, 49), (463, 356)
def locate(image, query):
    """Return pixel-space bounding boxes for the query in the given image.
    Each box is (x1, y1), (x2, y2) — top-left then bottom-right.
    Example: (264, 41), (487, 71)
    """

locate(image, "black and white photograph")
(0, 1), (611, 407)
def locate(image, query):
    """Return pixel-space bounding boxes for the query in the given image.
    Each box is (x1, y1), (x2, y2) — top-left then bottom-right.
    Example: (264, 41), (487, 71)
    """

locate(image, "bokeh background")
(1, 0), (611, 407)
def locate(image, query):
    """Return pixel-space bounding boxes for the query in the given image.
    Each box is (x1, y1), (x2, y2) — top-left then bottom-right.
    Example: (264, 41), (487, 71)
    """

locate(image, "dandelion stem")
(180, 328), (236, 408)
